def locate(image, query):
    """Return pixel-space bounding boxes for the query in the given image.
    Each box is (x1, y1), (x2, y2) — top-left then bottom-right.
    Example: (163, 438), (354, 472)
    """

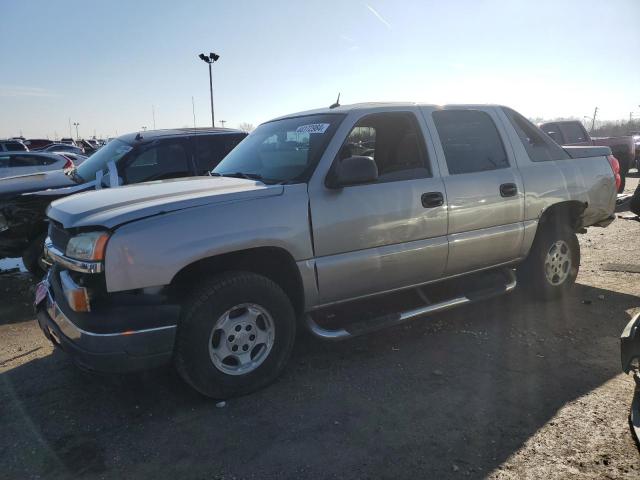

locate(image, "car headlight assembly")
(65, 231), (110, 261)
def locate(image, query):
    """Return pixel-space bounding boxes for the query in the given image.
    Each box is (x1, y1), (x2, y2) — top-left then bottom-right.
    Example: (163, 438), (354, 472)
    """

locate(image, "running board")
(304, 269), (517, 341)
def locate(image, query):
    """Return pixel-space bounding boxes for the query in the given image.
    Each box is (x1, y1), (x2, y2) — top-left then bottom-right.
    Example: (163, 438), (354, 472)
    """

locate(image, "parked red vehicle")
(22, 139), (54, 151)
(540, 120), (635, 191)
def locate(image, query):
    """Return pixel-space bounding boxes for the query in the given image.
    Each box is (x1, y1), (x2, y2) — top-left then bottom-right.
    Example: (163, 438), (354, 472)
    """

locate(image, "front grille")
(49, 221), (71, 252)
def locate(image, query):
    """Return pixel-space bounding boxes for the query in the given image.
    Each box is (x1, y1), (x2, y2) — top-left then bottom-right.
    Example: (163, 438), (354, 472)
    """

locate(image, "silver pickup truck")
(35, 103), (617, 398)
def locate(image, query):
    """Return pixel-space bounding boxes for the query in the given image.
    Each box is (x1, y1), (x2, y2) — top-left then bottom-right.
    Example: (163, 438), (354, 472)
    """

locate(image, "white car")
(0, 152), (73, 179)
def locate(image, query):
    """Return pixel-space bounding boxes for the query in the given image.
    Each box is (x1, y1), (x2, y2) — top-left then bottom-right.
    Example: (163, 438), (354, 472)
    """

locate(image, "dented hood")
(47, 176), (283, 229)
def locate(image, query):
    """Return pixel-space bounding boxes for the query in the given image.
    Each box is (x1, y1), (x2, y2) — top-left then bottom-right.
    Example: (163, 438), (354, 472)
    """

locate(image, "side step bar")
(304, 269), (517, 341)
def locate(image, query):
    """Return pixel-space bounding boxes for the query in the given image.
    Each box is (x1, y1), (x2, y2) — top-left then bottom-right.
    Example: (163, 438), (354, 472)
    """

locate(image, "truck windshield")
(75, 139), (133, 182)
(212, 114), (345, 184)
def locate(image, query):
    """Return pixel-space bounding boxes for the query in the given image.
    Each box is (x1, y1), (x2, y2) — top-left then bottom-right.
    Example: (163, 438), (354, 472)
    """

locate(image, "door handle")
(500, 183), (518, 198)
(421, 192), (444, 208)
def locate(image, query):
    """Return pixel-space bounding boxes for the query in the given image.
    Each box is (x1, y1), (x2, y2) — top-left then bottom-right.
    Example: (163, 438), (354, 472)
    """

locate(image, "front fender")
(103, 184), (312, 292)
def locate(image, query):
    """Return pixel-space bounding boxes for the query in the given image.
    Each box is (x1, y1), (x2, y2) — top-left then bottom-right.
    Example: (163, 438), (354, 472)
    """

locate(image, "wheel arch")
(538, 200), (587, 232)
(169, 246), (305, 317)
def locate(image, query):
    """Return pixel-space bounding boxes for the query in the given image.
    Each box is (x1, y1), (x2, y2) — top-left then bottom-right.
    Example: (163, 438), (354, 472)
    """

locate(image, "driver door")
(308, 110), (448, 305)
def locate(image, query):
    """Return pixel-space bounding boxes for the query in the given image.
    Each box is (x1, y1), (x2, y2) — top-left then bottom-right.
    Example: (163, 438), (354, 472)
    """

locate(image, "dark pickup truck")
(0, 128), (246, 274)
(540, 120), (635, 191)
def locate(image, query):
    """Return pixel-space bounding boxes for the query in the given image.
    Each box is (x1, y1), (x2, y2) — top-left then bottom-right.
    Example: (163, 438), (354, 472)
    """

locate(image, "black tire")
(517, 220), (580, 300)
(616, 153), (631, 193)
(174, 271), (296, 399)
(21, 233), (48, 276)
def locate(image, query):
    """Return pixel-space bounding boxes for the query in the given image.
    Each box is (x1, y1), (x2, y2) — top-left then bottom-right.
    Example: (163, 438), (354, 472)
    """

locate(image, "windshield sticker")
(295, 123), (330, 134)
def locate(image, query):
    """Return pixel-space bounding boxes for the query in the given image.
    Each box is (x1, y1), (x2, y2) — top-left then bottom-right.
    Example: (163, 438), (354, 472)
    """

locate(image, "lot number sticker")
(296, 123), (330, 134)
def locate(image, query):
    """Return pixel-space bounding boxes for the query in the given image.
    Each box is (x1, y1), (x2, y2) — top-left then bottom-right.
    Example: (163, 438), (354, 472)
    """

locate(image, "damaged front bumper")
(621, 312), (640, 446)
(35, 266), (180, 373)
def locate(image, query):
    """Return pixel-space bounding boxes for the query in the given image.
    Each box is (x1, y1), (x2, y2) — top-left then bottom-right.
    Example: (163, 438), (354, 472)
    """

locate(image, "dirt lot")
(1, 178), (639, 480)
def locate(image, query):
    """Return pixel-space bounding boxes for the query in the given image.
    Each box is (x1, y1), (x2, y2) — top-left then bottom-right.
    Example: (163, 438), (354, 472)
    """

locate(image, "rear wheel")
(518, 220), (580, 300)
(174, 272), (296, 399)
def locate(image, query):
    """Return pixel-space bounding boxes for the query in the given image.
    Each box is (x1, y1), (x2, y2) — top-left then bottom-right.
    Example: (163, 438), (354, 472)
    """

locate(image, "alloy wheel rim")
(544, 240), (572, 286)
(208, 303), (275, 376)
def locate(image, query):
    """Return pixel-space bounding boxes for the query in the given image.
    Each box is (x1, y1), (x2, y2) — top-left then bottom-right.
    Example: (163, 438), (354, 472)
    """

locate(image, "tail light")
(608, 155), (621, 192)
(61, 155), (74, 170)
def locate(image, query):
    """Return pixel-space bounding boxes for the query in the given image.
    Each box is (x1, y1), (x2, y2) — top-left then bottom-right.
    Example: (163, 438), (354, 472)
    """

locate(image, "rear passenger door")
(424, 107), (525, 275)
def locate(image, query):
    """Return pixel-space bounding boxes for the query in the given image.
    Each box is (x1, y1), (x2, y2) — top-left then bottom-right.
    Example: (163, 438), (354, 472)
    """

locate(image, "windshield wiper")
(211, 172), (265, 181)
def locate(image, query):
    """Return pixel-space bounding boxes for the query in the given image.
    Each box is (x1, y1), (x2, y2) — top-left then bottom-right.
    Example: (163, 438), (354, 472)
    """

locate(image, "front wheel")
(22, 233), (48, 276)
(174, 272), (296, 399)
(517, 222), (580, 300)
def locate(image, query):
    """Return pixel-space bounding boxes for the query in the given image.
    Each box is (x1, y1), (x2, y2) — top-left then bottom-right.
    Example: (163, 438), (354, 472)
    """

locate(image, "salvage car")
(36, 103), (617, 399)
(540, 120), (635, 191)
(0, 128), (247, 274)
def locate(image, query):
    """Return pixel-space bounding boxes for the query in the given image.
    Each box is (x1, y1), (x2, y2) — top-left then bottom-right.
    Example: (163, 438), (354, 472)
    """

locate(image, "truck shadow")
(1, 282), (638, 479)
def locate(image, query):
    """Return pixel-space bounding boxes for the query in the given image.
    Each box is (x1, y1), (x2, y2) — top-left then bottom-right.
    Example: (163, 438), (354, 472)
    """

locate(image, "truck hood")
(47, 176), (283, 229)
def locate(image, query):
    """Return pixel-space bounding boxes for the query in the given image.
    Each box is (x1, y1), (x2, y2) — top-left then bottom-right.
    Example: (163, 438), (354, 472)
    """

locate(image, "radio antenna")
(330, 93), (341, 109)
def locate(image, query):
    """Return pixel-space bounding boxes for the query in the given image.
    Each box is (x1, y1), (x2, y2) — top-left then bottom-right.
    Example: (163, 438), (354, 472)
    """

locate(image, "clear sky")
(1, 0), (639, 139)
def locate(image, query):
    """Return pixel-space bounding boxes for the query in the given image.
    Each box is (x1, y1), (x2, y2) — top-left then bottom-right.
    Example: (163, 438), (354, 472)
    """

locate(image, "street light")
(141, 126), (147, 131)
(198, 51), (220, 128)
(72, 122), (80, 140)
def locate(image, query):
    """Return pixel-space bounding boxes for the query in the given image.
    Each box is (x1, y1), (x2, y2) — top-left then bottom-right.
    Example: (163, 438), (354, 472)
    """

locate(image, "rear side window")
(558, 122), (588, 143)
(192, 134), (244, 174)
(9, 155), (46, 167)
(432, 110), (509, 175)
(503, 108), (569, 162)
(5, 142), (26, 152)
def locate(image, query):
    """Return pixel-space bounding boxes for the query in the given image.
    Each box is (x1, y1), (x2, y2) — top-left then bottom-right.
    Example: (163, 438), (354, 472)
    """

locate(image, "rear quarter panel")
(496, 109), (616, 255)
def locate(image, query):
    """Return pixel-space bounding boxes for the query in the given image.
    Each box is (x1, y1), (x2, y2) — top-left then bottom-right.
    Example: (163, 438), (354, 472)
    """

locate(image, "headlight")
(0, 212), (8, 233)
(65, 231), (110, 261)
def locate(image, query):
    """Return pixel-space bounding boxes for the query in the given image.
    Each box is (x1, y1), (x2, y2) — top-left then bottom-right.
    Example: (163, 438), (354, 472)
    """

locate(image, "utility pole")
(590, 106), (598, 133)
(198, 52), (220, 128)
(152, 105), (156, 130)
(68, 118), (72, 137)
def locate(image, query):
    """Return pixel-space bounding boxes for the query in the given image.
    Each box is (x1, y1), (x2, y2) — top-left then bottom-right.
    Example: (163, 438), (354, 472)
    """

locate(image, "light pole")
(73, 122), (80, 140)
(219, 120), (226, 128)
(198, 52), (220, 128)
(141, 126), (147, 131)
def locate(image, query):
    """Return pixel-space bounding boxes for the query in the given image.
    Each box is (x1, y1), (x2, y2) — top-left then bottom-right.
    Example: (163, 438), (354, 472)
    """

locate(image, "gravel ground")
(0, 177), (638, 479)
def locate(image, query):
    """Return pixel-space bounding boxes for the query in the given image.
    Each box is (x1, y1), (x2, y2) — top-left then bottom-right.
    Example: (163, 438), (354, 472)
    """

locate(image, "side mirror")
(327, 156), (378, 188)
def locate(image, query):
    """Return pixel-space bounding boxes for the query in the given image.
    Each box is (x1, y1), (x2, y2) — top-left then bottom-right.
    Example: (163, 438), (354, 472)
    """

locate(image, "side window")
(336, 112), (430, 183)
(192, 135), (243, 174)
(123, 141), (190, 184)
(503, 108), (569, 162)
(540, 123), (564, 144)
(433, 110), (509, 175)
(558, 122), (588, 143)
(9, 155), (44, 167)
(5, 142), (25, 152)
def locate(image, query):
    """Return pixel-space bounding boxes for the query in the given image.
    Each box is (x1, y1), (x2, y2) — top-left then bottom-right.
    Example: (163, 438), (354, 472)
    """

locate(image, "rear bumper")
(35, 269), (178, 373)
(621, 313), (640, 446)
